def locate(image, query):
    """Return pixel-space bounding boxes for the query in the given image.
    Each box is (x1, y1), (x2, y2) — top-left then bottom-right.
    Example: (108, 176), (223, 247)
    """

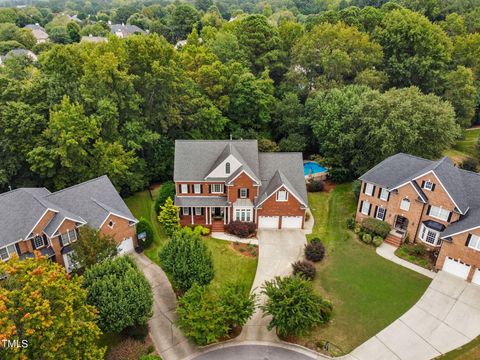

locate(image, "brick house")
(173, 140), (308, 232)
(0, 176), (137, 272)
(356, 153), (480, 283)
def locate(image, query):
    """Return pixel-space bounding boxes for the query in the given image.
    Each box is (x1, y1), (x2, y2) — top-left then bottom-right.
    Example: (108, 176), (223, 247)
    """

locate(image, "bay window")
(419, 224), (441, 246)
(0, 244), (16, 261)
(235, 208), (252, 222)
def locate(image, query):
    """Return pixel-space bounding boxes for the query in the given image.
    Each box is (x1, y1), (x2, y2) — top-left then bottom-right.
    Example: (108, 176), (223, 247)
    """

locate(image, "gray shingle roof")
(175, 196), (228, 207)
(0, 176), (136, 248)
(109, 24), (145, 36)
(359, 153), (480, 238)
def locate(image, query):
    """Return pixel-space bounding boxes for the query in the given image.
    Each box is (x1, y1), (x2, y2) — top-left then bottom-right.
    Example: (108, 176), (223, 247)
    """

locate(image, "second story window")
(239, 188), (248, 198)
(276, 190), (288, 202)
(33, 235), (45, 249)
(364, 183), (374, 196)
(193, 184), (201, 194)
(379, 188), (389, 201)
(423, 180), (434, 191)
(211, 184), (224, 193)
(400, 198), (411, 211)
(0, 244), (16, 262)
(226, 162), (231, 174)
(428, 205), (451, 222)
(180, 184), (188, 194)
(467, 234), (480, 251)
(361, 201), (371, 215)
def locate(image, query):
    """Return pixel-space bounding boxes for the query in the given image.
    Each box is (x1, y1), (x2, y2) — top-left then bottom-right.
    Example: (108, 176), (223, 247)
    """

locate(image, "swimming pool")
(304, 161), (327, 177)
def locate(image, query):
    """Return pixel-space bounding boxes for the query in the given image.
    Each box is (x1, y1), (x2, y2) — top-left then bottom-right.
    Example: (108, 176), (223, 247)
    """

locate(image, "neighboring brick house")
(356, 153), (480, 283)
(0, 176), (137, 272)
(174, 140), (308, 231)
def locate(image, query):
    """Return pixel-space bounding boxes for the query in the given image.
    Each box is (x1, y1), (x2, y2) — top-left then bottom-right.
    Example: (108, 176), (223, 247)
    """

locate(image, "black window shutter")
(447, 211), (452, 222)
(208, 185), (211, 194)
(387, 192), (390, 201)
(246, 189), (249, 197)
(15, 243), (20, 254)
(59, 235), (63, 247)
(427, 205), (431, 215)
(31, 239), (36, 250)
(363, 182), (367, 194)
(465, 234), (472, 246)
(383, 209), (387, 221)
(431, 183), (436, 191)
(372, 185), (376, 195)
(367, 203), (372, 216)
(200, 184), (203, 194)
(359, 201), (364, 212)
(377, 189), (381, 198)
(178, 184), (182, 193)
(238, 189), (241, 197)
(374, 205), (378, 218)
(421, 181), (426, 188)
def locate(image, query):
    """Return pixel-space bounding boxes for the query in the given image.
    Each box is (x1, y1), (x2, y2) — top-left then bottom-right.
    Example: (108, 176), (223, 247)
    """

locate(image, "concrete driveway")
(350, 271), (480, 360)
(238, 229), (307, 342)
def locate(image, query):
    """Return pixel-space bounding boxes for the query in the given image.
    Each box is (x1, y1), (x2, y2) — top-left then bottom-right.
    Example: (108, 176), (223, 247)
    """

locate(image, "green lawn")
(438, 336), (480, 360)
(444, 128), (480, 163)
(125, 189), (257, 294)
(299, 185), (432, 355)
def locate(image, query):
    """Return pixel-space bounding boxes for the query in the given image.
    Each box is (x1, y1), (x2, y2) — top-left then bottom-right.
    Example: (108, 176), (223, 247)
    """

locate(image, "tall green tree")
(71, 226), (118, 270)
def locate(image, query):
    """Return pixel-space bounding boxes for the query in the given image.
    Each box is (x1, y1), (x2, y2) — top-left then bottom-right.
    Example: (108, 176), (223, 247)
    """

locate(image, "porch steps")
(211, 222), (225, 232)
(384, 232), (403, 248)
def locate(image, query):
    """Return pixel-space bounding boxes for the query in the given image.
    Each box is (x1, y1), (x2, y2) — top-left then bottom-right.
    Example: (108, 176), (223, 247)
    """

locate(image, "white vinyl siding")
(276, 190), (288, 202)
(211, 184), (224, 193)
(429, 206), (450, 222)
(193, 184), (201, 194)
(400, 198), (411, 211)
(180, 184), (188, 194)
(376, 207), (386, 221)
(468, 234), (480, 251)
(419, 224), (441, 246)
(361, 201), (370, 215)
(379, 188), (389, 201)
(364, 183), (374, 196)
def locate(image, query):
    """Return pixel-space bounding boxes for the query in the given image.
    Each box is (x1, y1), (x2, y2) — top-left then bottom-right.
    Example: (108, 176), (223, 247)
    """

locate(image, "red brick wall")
(49, 219), (78, 266)
(436, 228), (480, 280)
(31, 210), (56, 237)
(256, 186), (305, 228)
(175, 182), (226, 197)
(227, 172), (257, 203)
(99, 214), (137, 247)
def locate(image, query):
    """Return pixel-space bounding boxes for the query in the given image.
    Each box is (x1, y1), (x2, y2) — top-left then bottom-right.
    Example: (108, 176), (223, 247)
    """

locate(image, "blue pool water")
(303, 162), (327, 176)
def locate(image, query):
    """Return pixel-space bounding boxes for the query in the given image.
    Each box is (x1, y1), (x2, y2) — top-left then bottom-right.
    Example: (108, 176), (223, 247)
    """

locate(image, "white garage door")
(258, 216), (279, 229)
(472, 268), (480, 286)
(442, 257), (471, 280)
(117, 237), (134, 255)
(63, 252), (78, 273)
(282, 216), (303, 229)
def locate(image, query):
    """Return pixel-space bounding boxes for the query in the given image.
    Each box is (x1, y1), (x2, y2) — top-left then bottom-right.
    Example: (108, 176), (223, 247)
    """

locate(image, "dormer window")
(423, 180), (434, 191)
(33, 235), (45, 249)
(226, 162), (231, 174)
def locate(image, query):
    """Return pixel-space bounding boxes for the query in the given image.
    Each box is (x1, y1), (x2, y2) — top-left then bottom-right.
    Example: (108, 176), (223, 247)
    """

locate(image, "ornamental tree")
(159, 227), (214, 292)
(82, 256), (153, 333)
(71, 226), (118, 270)
(261, 276), (332, 337)
(154, 181), (176, 214)
(0, 255), (105, 360)
(158, 196), (180, 236)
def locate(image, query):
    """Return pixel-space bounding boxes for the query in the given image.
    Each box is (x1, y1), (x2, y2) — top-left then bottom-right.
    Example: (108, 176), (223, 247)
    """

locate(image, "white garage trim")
(472, 268), (480, 286)
(258, 216), (279, 229)
(442, 257), (471, 280)
(281, 216), (303, 229)
(117, 237), (134, 255)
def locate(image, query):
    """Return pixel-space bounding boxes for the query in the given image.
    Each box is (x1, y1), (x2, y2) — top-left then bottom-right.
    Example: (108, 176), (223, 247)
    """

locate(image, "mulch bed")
(323, 181), (337, 192)
(231, 242), (258, 258)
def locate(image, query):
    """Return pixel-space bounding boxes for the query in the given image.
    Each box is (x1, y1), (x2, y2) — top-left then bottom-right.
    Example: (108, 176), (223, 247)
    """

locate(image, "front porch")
(179, 206), (231, 227)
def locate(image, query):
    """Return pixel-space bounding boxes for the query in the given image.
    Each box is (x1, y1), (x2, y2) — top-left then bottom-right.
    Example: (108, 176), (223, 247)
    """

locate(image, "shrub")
(372, 236), (383, 247)
(306, 178), (325, 192)
(193, 225), (210, 236)
(225, 221), (256, 238)
(261, 276), (332, 337)
(292, 260), (316, 280)
(352, 180), (361, 201)
(361, 218), (391, 238)
(346, 218), (355, 230)
(158, 197), (180, 236)
(123, 324), (149, 341)
(159, 227), (214, 292)
(177, 283), (256, 345)
(460, 157), (478, 172)
(354, 223), (362, 233)
(305, 211), (311, 222)
(155, 181), (176, 214)
(404, 243), (427, 257)
(362, 233), (372, 244)
(83, 256), (153, 334)
(136, 218), (154, 249)
(71, 226), (118, 270)
(304, 238), (325, 262)
(106, 338), (145, 360)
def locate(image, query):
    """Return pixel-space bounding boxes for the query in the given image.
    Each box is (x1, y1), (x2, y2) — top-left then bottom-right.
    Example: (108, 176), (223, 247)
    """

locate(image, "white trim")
(98, 212), (138, 229)
(376, 207), (386, 220)
(276, 190), (288, 202)
(24, 208), (58, 240)
(210, 184), (224, 194)
(193, 184), (201, 194)
(49, 216), (86, 237)
(468, 234), (480, 251)
(428, 205), (450, 222)
(364, 183), (374, 196)
(379, 188), (389, 201)
(256, 184), (307, 208)
(225, 169), (261, 185)
(390, 181), (427, 202)
(418, 224), (441, 246)
(441, 225), (480, 239)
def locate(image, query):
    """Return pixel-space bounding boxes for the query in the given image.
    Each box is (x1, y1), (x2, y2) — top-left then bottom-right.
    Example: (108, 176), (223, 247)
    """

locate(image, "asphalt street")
(192, 345), (316, 360)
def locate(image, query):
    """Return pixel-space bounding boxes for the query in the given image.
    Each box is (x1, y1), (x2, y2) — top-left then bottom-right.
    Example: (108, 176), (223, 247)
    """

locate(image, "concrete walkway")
(350, 271), (480, 360)
(376, 243), (436, 279)
(237, 229), (307, 342)
(211, 232), (259, 245)
(133, 253), (197, 360)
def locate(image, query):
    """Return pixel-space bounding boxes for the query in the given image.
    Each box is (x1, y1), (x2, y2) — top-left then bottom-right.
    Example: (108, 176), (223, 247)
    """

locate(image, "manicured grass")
(444, 128), (480, 163)
(205, 238), (257, 294)
(299, 185), (431, 355)
(125, 189), (257, 293)
(124, 187), (168, 264)
(439, 336), (480, 360)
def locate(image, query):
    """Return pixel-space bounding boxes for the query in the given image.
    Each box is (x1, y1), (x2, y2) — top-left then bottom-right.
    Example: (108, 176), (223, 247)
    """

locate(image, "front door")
(213, 207), (223, 219)
(394, 215), (409, 231)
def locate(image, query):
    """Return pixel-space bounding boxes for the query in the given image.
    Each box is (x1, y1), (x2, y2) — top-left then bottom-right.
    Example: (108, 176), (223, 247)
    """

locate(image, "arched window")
(400, 198), (410, 211)
(225, 162), (231, 174)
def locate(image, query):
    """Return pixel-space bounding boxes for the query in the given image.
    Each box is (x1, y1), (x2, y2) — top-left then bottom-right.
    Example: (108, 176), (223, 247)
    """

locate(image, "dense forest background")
(0, 0), (479, 193)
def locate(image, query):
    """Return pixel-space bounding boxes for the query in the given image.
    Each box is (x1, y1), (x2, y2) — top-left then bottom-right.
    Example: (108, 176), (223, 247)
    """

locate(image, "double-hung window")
(211, 184), (224, 193)
(419, 224), (440, 246)
(379, 188), (389, 201)
(182, 207), (189, 215)
(195, 207), (202, 216)
(0, 244), (16, 261)
(376, 207), (386, 221)
(193, 184), (201, 194)
(235, 209), (252, 222)
(33, 235), (45, 249)
(239, 188), (248, 198)
(61, 229), (78, 246)
(276, 190), (288, 202)
(400, 198), (411, 211)
(429, 206), (450, 222)
(364, 183), (374, 196)
(361, 201), (371, 215)
(468, 234), (480, 251)
(180, 184), (188, 194)
(423, 181), (433, 191)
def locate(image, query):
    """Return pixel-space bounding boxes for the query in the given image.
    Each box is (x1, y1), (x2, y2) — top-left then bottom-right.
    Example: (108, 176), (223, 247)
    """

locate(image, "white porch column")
(223, 207), (227, 224)
(205, 207), (208, 224)
(191, 207), (194, 224)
